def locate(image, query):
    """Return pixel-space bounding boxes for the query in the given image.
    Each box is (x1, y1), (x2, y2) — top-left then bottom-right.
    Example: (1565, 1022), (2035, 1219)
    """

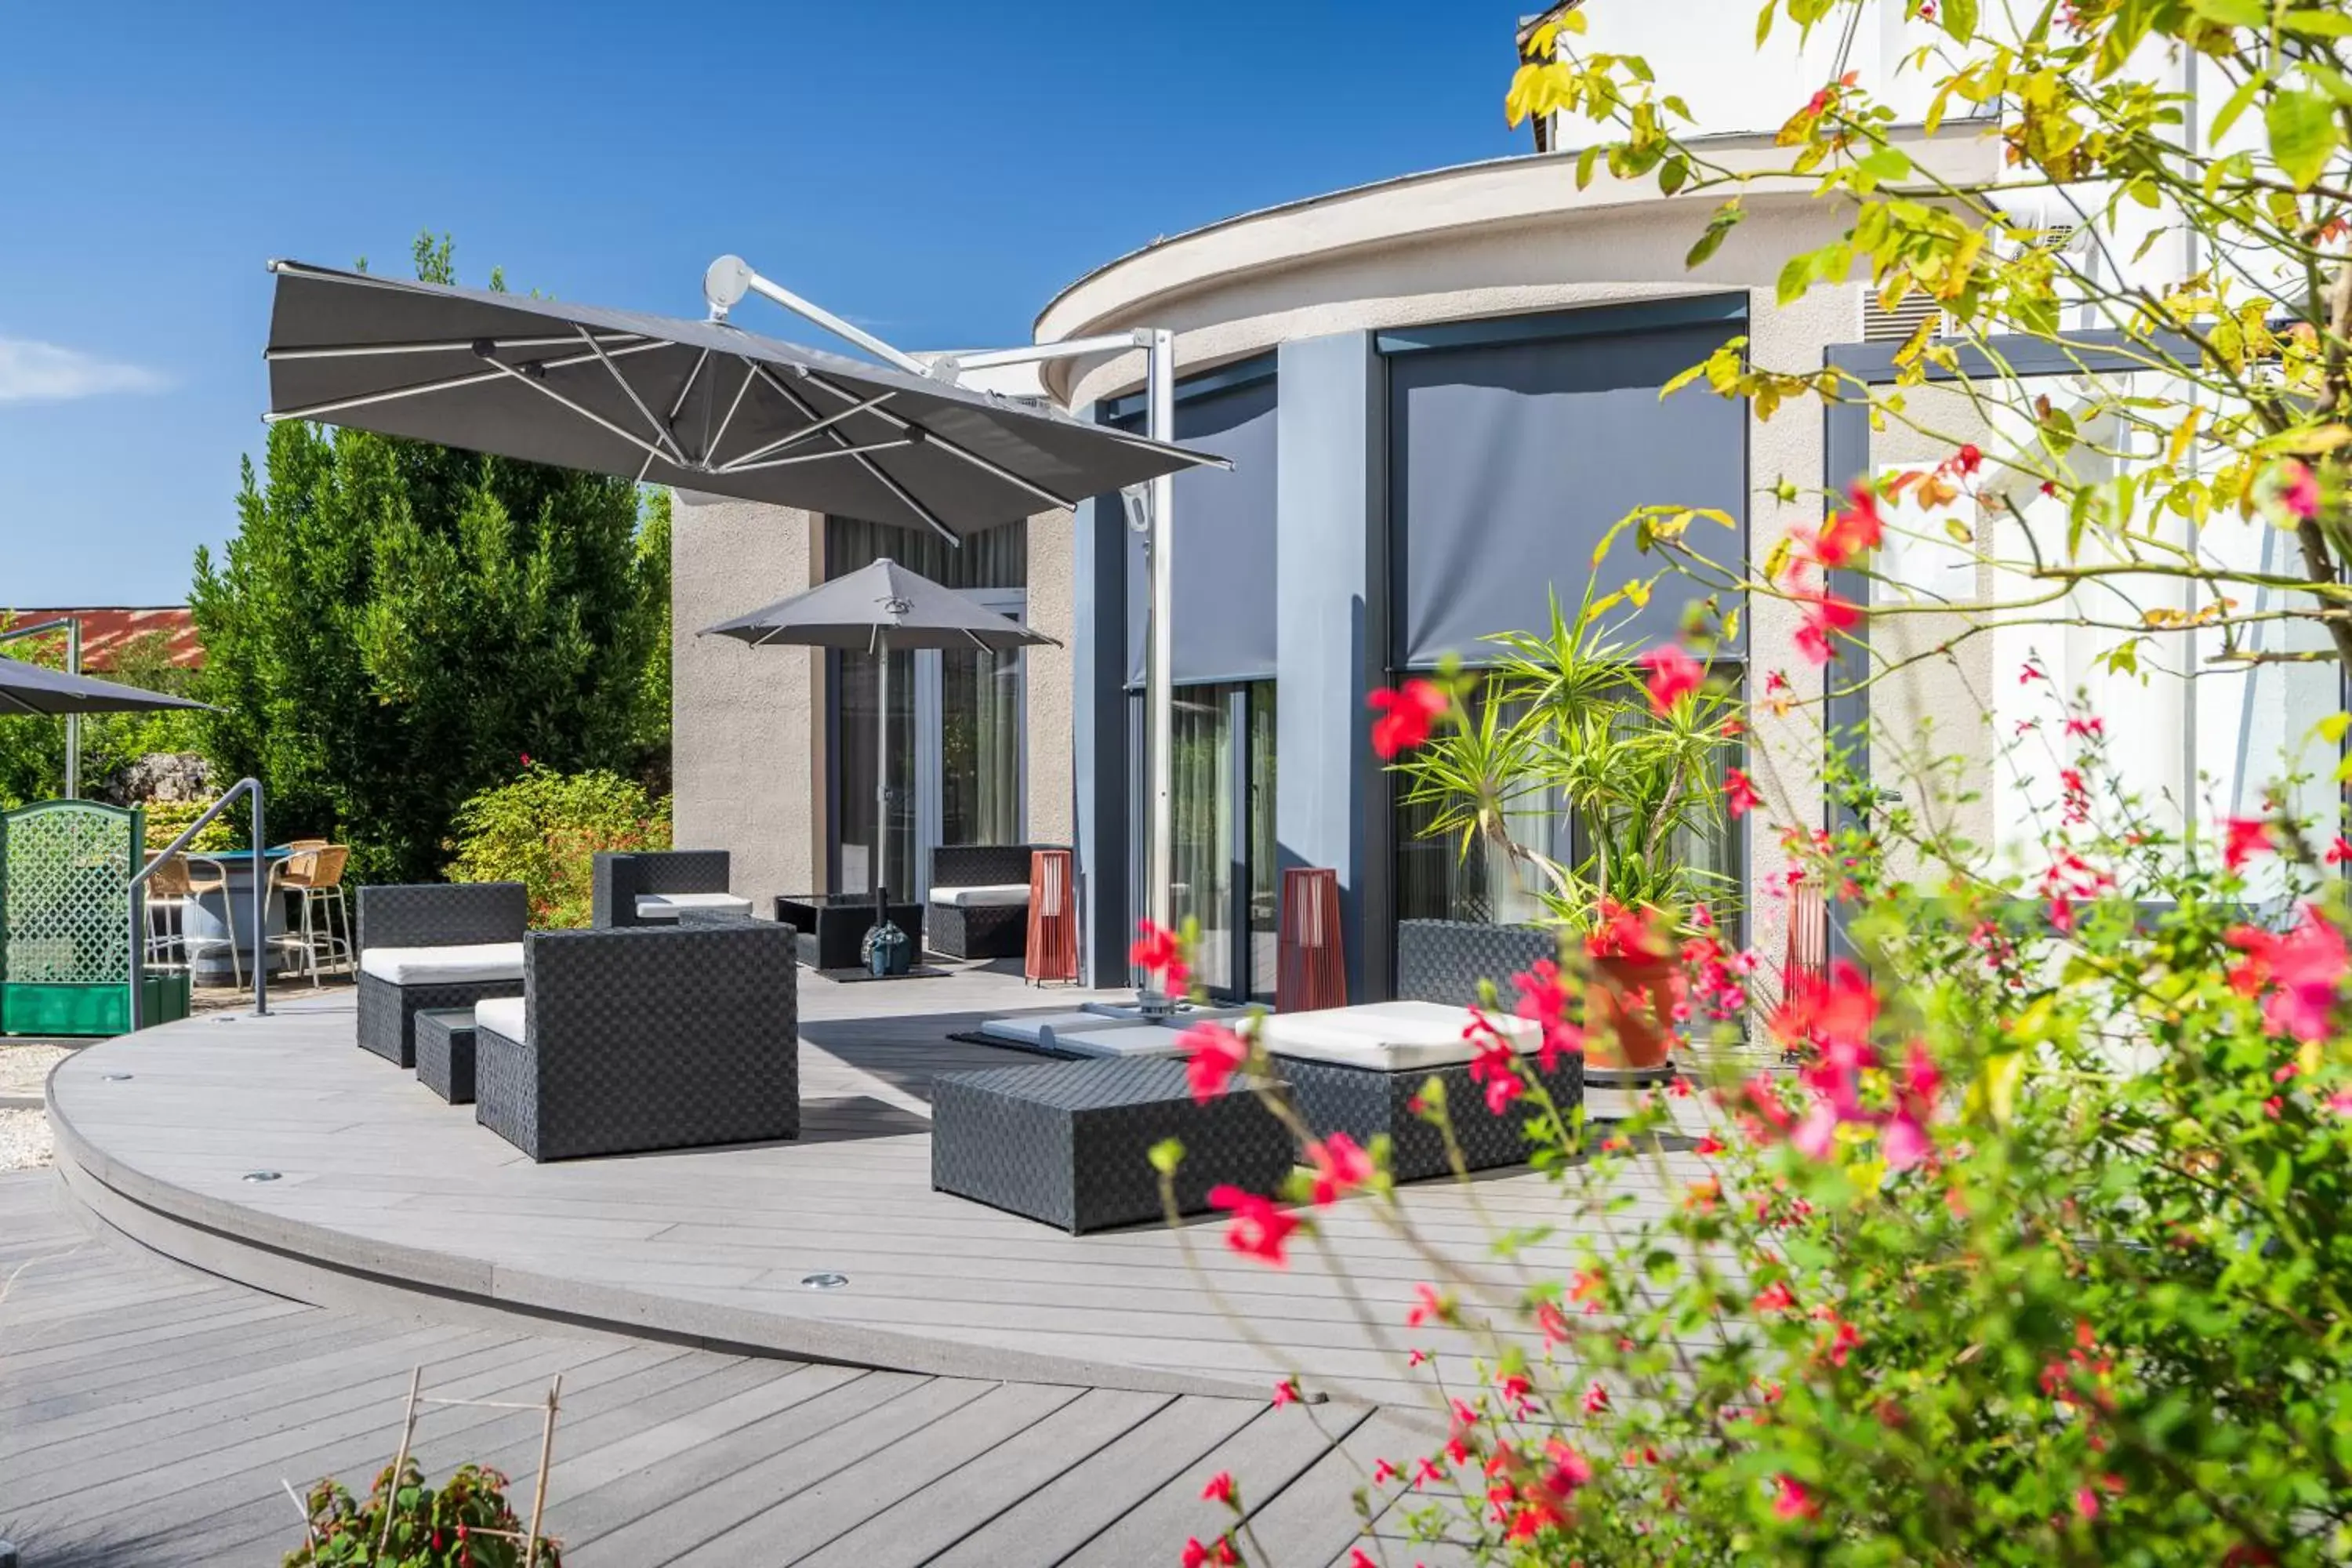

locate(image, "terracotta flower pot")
(1584, 952), (1679, 1070)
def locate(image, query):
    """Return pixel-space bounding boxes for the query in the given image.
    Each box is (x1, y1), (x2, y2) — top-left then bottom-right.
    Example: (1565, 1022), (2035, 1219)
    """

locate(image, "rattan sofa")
(926, 844), (1057, 960)
(471, 920), (798, 1161)
(591, 850), (751, 927)
(355, 883), (528, 1069)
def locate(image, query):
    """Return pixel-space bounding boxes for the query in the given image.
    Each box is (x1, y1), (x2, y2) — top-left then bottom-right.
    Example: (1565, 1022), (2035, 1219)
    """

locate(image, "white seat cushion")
(1260, 1000), (1544, 1072)
(927, 884), (1032, 909)
(358, 942), (525, 987)
(634, 891), (754, 920)
(474, 996), (527, 1042)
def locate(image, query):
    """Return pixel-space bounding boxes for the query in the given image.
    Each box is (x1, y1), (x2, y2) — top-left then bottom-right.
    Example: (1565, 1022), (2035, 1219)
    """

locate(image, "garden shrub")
(446, 764), (669, 929)
(285, 1460), (557, 1566)
(140, 797), (235, 853)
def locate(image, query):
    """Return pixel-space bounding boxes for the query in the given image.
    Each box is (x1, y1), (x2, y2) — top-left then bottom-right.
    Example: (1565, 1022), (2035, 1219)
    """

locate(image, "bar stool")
(143, 853), (192, 974)
(181, 853), (243, 989)
(271, 844), (353, 983)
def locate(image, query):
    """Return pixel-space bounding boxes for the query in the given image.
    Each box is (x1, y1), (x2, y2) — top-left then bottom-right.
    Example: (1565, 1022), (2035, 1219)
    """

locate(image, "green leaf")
(2266, 89), (2339, 190)
(2285, 8), (2352, 36)
(2209, 76), (2262, 144)
(1940, 0), (1976, 42)
(1776, 252), (1817, 307)
(2190, 0), (2268, 25)
(1659, 155), (1690, 195)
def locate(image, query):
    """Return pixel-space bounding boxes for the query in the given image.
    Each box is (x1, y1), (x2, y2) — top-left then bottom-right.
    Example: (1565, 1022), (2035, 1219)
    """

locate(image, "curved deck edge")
(45, 1047), (1277, 1403)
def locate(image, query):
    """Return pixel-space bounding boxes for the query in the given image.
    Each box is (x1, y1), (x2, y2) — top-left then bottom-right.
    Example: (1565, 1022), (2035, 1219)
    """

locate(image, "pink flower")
(1753, 1280), (1797, 1313)
(1466, 1025), (1526, 1114)
(1880, 1109), (1931, 1171)
(1726, 766), (1760, 818)
(1181, 1537), (1238, 1567)
(2223, 816), (2274, 873)
(1182, 1022), (1249, 1104)
(1368, 679), (1450, 758)
(1349, 1551), (1379, 1568)
(1200, 1470), (1236, 1507)
(1208, 1186), (1298, 1266)
(1406, 1283), (1449, 1328)
(1791, 1101), (1842, 1160)
(1639, 644), (1705, 715)
(2278, 459), (2321, 520)
(1305, 1133), (1374, 1205)
(2252, 906), (2348, 1043)
(1582, 1381), (1610, 1414)
(1511, 959), (1584, 1069)
(1773, 1473), (1820, 1521)
(1272, 1377), (1301, 1406)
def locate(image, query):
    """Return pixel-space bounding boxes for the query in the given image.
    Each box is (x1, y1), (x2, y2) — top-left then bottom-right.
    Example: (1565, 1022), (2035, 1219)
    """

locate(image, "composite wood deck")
(0, 1173), (1469, 1566)
(45, 975), (1704, 1413)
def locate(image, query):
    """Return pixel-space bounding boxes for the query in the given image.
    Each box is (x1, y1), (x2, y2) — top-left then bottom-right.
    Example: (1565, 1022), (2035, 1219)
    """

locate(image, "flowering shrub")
(445, 762), (669, 929)
(285, 1460), (557, 1566)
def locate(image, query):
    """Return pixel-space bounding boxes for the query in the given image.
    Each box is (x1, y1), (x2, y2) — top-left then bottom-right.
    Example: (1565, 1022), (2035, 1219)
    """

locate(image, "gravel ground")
(0, 1044), (70, 1098)
(0, 1108), (52, 1172)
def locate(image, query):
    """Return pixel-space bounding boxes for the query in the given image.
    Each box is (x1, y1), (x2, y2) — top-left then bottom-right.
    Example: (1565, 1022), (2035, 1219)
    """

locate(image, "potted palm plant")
(1390, 589), (1739, 1069)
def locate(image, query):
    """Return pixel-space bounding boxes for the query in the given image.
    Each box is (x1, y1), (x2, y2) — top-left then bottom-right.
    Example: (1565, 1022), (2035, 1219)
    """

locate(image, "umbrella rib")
(794, 368), (1079, 514)
(722, 437), (913, 474)
(266, 332), (646, 362)
(476, 356), (674, 469)
(748, 364), (959, 547)
(265, 338), (670, 425)
(578, 326), (691, 467)
(699, 356), (754, 466)
(714, 390), (899, 473)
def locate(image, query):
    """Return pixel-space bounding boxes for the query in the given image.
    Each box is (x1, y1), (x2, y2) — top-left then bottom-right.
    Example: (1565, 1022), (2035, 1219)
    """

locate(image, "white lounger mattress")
(927, 884), (1031, 909)
(635, 891), (754, 919)
(1259, 1000), (1544, 1072)
(474, 996), (527, 1042)
(358, 942), (525, 987)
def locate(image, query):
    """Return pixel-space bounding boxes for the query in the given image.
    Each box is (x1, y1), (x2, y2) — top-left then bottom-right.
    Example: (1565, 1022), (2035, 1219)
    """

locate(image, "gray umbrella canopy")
(0, 655), (212, 717)
(702, 557), (1058, 654)
(264, 261), (1225, 543)
(703, 559), (1054, 935)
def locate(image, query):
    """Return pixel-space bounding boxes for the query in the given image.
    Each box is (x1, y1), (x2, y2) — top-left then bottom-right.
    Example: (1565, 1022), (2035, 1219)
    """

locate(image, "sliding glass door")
(1141, 681), (1276, 1001)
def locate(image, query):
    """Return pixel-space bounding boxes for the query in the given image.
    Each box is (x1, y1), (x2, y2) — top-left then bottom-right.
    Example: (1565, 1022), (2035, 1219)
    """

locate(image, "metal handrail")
(129, 777), (267, 1028)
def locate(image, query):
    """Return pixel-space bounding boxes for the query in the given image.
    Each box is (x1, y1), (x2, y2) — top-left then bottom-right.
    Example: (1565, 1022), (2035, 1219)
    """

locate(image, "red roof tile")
(2, 608), (203, 670)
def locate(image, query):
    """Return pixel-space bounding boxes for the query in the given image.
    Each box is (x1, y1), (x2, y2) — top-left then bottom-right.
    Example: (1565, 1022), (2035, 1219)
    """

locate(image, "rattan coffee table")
(413, 1007), (479, 1105)
(931, 1057), (1294, 1234)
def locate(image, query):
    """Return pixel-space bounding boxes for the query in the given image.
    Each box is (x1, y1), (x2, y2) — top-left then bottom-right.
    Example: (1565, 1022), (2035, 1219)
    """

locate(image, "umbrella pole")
(873, 633), (888, 932)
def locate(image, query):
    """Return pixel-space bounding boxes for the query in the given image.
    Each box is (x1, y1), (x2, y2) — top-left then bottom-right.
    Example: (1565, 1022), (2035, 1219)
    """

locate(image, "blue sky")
(0, 2), (1533, 605)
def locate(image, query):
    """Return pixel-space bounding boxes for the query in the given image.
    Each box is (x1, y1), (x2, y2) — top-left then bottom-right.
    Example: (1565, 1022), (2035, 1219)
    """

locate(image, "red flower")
(1694, 1132), (1726, 1156)
(1810, 482), (1885, 567)
(1585, 898), (1665, 961)
(1181, 1537), (1238, 1567)
(1208, 1185), (1298, 1266)
(2223, 816), (2274, 873)
(2230, 905), (2349, 1043)
(1200, 1470), (1236, 1507)
(1948, 441), (1983, 475)
(1349, 1550), (1378, 1568)
(1368, 678), (1450, 758)
(2328, 835), (2352, 866)
(1753, 1280), (1797, 1313)
(1466, 1027), (1526, 1114)
(1773, 1473), (1820, 1521)
(1406, 1282), (1450, 1328)
(1582, 1381), (1610, 1415)
(1182, 1022), (1249, 1104)
(1131, 920), (1192, 997)
(1305, 1132), (1375, 1205)
(1511, 958), (1584, 1069)
(1726, 766), (1759, 818)
(1639, 644), (1705, 715)
(1794, 590), (1860, 666)
(1272, 1377), (1301, 1406)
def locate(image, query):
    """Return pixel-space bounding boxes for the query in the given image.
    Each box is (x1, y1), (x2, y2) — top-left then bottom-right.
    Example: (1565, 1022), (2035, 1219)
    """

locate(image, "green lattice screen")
(0, 801), (148, 1036)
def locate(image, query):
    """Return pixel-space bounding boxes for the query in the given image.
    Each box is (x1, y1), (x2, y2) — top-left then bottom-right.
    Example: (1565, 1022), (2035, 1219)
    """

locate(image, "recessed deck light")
(800, 1272), (849, 1290)
(241, 1171), (281, 1183)
(101, 1073), (133, 1082)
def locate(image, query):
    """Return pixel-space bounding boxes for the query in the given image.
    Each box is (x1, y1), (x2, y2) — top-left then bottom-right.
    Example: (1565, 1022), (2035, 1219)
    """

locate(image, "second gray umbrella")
(704, 558), (1059, 931)
(0, 654), (213, 717)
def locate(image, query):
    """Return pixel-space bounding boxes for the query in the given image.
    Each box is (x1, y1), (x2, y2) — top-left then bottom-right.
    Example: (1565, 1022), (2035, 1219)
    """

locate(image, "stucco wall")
(1025, 506), (1076, 847)
(670, 492), (824, 902)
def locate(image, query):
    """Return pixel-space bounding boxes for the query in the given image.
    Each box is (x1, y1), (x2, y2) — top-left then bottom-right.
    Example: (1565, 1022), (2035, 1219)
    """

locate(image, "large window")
(827, 516), (1027, 900)
(1383, 303), (1750, 937)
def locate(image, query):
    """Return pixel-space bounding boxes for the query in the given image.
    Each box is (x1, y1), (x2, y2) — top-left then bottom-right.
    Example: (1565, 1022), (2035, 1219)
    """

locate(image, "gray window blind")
(1388, 318), (1745, 669)
(1119, 375), (1279, 688)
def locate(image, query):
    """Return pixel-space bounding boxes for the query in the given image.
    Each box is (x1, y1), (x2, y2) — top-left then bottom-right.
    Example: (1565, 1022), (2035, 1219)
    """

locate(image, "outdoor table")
(931, 1058), (1294, 1233)
(176, 846), (299, 985)
(772, 893), (924, 971)
(413, 1007), (478, 1104)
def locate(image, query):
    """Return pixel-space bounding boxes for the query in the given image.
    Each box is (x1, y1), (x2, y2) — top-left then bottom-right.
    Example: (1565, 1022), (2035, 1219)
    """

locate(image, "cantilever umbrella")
(704, 557), (1058, 928)
(263, 260), (1227, 541)
(0, 655), (212, 717)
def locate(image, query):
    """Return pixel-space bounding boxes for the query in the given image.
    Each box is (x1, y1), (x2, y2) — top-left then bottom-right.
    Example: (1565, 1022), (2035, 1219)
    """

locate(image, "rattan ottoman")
(931, 1058), (1295, 1234)
(413, 1007), (477, 1105)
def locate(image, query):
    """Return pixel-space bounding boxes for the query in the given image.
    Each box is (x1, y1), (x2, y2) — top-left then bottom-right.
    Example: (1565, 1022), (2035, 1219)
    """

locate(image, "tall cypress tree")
(191, 234), (671, 883)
